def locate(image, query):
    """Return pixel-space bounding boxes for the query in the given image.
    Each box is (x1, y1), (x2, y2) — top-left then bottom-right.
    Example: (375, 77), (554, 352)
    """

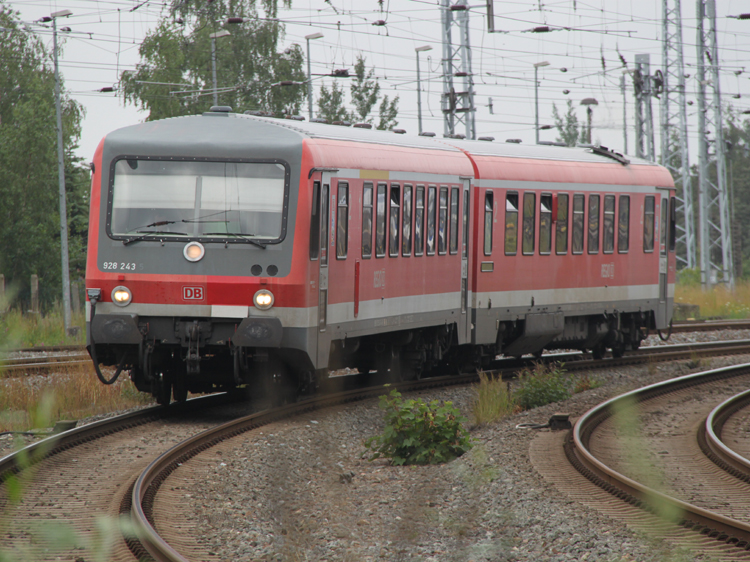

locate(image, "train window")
(603, 195), (615, 254)
(309, 181), (321, 260)
(389, 184), (401, 257)
(504, 192), (517, 255)
(660, 199), (668, 255)
(320, 184), (329, 266)
(462, 190), (469, 258)
(618, 195), (630, 253)
(450, 187), (459, 254)
(669, 196), (676, 252)
(539, 194), (552, 255)
(415, 186), (425, 256)
(643, 195), (655, 252)
(336, 183), (348, 259)
(438, 187), (448, 255)
(485, 191), (495, 256)
(375, 183), (387, 258)
(427, 186), (437, 255)
(587, 194), (600, 254)
(522, 193), (536, 255)
(572, 194), (584, 254)
(402, 184), (413, 256)
(556, 193), (569, 254)
(362, 183), (373, 259)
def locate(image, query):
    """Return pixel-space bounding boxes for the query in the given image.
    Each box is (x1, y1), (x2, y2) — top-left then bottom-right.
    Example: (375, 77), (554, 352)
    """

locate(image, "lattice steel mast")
(696, 0), (733, 287)
(634, 54), (656, 161)
(440, 0), (476, 139)
(661, 0), (696, 269)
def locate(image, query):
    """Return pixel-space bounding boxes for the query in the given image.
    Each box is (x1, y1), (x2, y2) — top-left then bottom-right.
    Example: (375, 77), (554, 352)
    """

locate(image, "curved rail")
(701, 389), (750, 482)
(568, 363), (750, 548)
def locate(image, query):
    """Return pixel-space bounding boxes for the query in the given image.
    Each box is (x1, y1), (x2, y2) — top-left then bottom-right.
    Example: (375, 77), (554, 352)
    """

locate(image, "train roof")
(100, 109), (674, 187)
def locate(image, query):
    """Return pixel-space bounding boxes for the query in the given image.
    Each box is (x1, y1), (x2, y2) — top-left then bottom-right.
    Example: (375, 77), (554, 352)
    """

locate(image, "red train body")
(85, 108), (675, 403)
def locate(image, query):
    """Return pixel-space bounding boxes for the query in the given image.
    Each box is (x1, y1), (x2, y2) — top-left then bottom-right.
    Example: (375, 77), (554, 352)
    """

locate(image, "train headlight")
(253, 289), (274, 310)
(111, 286), (132, 307)
(183, 241), (205, 262)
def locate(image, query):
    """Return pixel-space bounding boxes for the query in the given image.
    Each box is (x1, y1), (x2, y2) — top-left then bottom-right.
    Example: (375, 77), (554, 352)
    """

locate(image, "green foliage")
(514, 362), (572, 410)
(0, 6), (87, 310)
(350, 55), (380, 124)
(551, 100), (585, 147)
(317, 80), (349, 123)
(364, 388), (472, 465)
(120, 0), (304, 119)
(471, 372), (514, 425)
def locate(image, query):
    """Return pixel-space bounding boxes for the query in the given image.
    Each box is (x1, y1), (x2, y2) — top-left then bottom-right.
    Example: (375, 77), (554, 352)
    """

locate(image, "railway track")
(3, 338), (750, 560)
(563, 363), (750, 558)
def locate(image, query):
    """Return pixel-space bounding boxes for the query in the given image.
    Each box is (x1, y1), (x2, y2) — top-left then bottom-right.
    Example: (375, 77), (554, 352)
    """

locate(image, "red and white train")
(85, 107), (676, 404)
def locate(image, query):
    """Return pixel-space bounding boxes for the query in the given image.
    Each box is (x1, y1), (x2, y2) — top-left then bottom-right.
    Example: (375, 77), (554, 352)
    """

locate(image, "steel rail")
(701, 389), (750, 482)
(569, 363), (750, 549)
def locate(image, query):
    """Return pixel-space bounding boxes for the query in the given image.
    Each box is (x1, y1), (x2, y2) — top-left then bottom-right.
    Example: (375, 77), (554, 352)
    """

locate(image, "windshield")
(109, 159), (288, 241)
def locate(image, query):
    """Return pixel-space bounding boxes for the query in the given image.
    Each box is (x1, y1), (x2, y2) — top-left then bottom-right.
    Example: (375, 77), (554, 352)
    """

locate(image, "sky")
(7, 0), (750, 163)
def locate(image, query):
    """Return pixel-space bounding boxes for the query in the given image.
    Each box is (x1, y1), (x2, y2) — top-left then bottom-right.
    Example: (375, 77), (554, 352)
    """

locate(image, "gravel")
(183, 332), (750, 562)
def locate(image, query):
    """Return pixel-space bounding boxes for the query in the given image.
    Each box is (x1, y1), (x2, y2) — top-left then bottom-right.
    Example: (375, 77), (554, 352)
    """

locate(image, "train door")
(657, 194), (669, 327)
(459, 179), (471, 344)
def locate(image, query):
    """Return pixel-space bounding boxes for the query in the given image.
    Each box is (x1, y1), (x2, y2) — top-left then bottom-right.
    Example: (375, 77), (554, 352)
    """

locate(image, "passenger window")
(539, 193), (552, 255)
(438, 187), (448, 255)
(389, 184), (400, 257)
(375, 183), (387, 258)
(669, 196), (676, 252)
(402, 184), (413, 256)
(462, 190), (469, 258)
(522, 192), (535, 255)
(660, 199), (668, 255)
(362, 183), (373, 259)
(618, 195), (630, 253)
(427, 186), (436, 255)
(587, 194), (599, 254)
(572, 194), (584, 254)
(485, 191), (494, 256)
(450, 187), (459, 254)
(310, 181), (321, 260)
(643, 195), (655, 252)
(336, 183), (348, 259)
(320, 184), (329, 265)
(603, 194), (615, 254)
(415, 186), (425, 256)
(556, 193), (569, 254)
(504, 192), (517, 255)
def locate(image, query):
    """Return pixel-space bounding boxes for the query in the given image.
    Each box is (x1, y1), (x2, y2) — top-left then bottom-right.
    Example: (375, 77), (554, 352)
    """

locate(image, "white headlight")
(184, 241), (205, 262)
(253, 289), (274, 310)
(111, 285), (132, 307)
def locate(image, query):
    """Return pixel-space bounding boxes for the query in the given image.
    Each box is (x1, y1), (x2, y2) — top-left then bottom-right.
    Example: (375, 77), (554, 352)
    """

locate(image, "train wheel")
(172, 374), (188, 403)
(591, 343), (606, 360)
(154, 373), (172, 406)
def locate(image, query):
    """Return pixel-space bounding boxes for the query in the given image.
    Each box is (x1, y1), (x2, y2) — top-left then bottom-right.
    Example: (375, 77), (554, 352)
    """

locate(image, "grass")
(471, 372), (515, 426)
(675, 276), (750, 319)
(0, 363), (154, 433)
(1, 306), (86, 348)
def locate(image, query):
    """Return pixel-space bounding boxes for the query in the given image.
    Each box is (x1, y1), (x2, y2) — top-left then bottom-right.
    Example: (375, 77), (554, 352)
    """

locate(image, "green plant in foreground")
(514, 362), (572, 410)
(472, 371), (515, 426)
(363, 388), (472, 465)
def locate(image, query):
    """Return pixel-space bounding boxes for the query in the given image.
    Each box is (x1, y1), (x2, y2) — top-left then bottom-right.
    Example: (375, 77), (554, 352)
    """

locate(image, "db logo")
(183, 286), (205, 300)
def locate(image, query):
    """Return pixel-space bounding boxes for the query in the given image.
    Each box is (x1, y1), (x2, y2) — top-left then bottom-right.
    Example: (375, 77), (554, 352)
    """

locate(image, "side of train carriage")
(84, 107), (676, 403)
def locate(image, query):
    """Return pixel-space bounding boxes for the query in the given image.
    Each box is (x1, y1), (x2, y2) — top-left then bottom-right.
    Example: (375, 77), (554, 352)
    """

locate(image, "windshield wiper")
(203, 232), (267, 249)
(122, 230), (187, 246)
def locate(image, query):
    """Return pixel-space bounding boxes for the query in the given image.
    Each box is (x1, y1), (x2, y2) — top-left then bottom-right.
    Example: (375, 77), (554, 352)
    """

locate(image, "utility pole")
(696, 0), (733, 288)
(440, 0), (476, 139)
(661, 0), (696, 269)
(305, 32), (324, 120)
(51, 9), (73, 334)
(209, 29), (230, 107)
(634, 54), (656, 161)
(620, 73), (628, 154)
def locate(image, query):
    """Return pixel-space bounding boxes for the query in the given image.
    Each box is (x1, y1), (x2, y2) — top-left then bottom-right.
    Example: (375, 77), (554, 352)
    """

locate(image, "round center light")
(111, 286), (132, 307)
(253, 289), (274, 310)
(184, 241), (205, 262)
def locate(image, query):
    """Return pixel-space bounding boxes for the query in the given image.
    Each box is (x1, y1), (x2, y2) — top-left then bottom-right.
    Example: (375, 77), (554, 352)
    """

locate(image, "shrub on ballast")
(363, 388), (472, 465)
(514, 362), (572, 410)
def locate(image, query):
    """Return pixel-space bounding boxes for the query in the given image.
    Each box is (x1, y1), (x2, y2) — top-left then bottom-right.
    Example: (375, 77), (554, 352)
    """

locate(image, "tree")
(317, 80), (349, 123)
(120, 0), (305, 119)
(551, 100), (585, 147)
(347, 54), (399, 130)
(0, 4), (87, 309)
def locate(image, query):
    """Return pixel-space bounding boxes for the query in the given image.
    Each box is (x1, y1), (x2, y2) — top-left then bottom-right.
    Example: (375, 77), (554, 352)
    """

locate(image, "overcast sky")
(9, 0), (750, 162)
